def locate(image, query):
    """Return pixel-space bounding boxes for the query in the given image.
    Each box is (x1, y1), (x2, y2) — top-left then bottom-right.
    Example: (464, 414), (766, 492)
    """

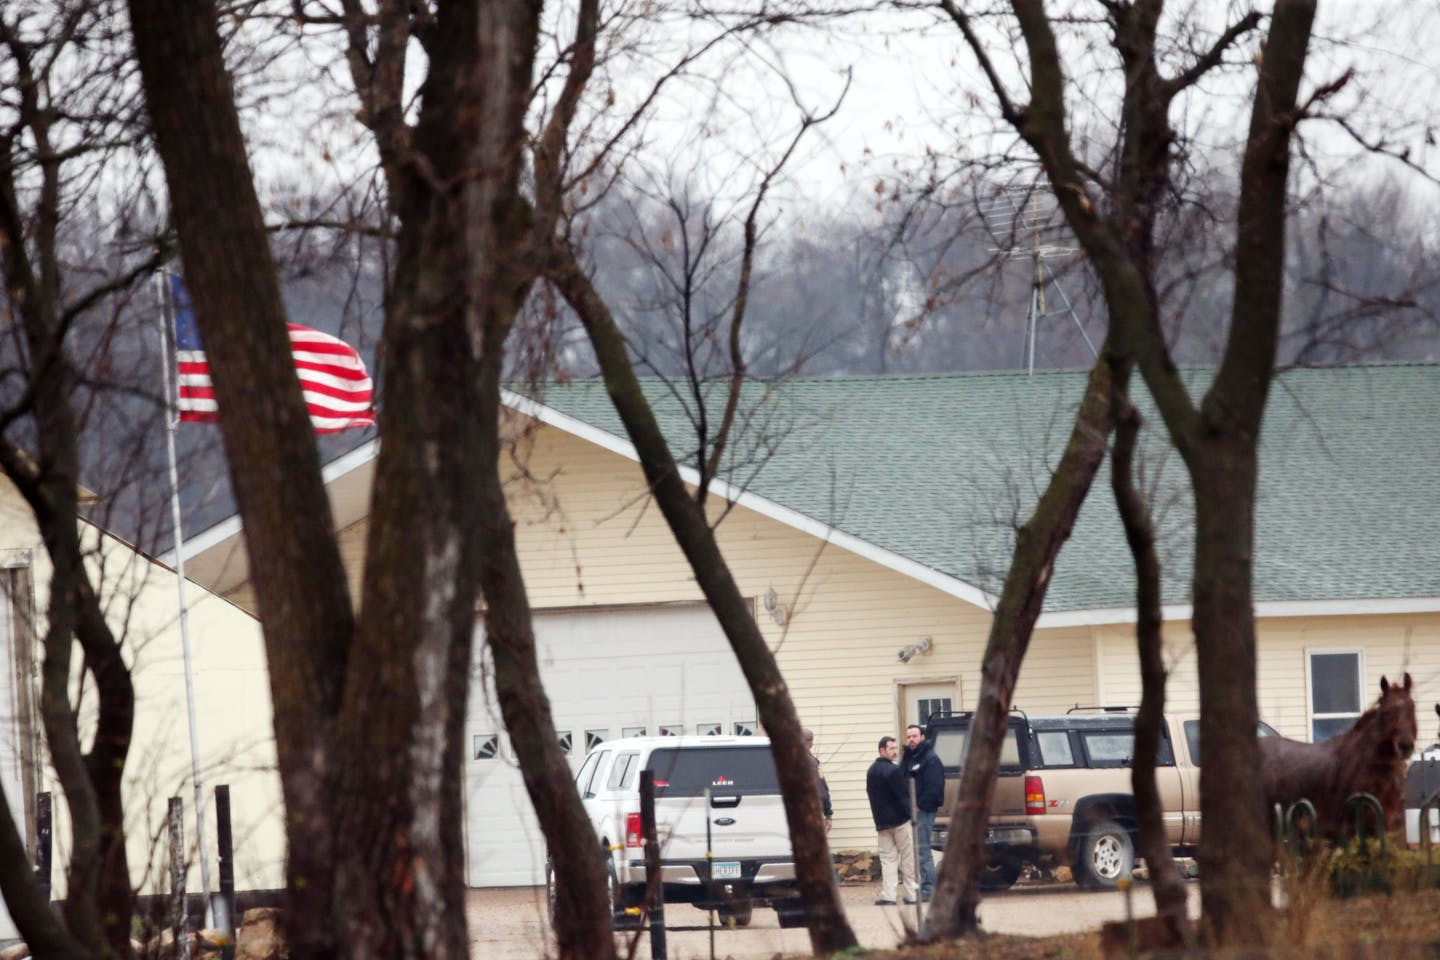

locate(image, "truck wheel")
(545, 857), (557, 927)
(774, 898), (808, 928)
(607, 854), (645, 931)
(978, 856), (1022, 891)
(1076, 819), (1134, 889)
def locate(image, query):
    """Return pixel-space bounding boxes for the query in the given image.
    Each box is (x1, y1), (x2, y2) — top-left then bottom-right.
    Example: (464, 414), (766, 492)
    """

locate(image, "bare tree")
(543, 89), (861, 951)
(0, 4), (161, 956)
(922, 0), (1322, 947)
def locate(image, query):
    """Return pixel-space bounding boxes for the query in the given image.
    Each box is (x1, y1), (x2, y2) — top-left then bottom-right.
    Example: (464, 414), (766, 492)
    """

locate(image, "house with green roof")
(176, 361), (1440, 888)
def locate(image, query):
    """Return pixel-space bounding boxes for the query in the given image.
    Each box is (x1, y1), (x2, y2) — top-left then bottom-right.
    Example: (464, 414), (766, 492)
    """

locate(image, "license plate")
(711, 861), (742, 880)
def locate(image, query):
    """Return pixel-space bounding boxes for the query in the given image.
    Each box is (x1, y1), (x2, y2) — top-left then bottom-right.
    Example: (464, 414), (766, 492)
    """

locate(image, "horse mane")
(1329, 685), (1413, 830)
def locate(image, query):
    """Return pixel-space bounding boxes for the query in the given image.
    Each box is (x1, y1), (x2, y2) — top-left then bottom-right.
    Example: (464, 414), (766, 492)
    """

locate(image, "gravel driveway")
(466, 879), (1202, 959)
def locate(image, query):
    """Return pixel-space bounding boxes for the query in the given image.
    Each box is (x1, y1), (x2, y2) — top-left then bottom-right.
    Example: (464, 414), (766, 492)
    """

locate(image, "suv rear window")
(646, 746), (780, 797)
(1036, 730), (1075, 766)
(932, 725), (1023, 770)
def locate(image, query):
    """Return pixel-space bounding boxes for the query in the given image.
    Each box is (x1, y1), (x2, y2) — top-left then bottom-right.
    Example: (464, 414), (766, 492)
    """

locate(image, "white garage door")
(463, 603), (756, 887)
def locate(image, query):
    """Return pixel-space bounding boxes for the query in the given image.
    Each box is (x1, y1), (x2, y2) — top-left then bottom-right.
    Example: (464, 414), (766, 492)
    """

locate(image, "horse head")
(1377, 673), (1417, 759)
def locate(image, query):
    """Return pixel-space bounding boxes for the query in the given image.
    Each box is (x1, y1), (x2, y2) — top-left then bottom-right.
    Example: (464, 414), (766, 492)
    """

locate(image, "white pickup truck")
(562, 735), (805, 928)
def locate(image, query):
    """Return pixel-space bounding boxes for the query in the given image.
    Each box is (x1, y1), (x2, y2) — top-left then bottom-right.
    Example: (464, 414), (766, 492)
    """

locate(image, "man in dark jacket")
(865, 736), (918, 905)
(904, 724), (944, 900)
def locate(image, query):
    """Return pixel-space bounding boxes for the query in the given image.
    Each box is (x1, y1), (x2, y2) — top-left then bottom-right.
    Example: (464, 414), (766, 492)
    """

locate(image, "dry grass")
(855, 888), (1440, 960)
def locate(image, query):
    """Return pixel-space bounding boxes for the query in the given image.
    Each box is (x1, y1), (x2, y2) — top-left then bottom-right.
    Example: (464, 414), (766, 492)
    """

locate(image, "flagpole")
(156, 273), (216, 930)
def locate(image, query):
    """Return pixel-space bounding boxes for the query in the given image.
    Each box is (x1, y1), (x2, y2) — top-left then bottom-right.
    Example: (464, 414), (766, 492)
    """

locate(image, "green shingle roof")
(529, 363), (1440, 614)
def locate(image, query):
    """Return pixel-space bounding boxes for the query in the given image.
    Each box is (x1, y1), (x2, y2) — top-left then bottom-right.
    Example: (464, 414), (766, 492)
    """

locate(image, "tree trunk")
(549, 247), (858, 954)
(924, 354), (1115, 939)
(1188, 452), (1272, 945)
(1164, 3), (1316, 944)
(1109, 373), (1189, 942)
(127, 1), (365, 954)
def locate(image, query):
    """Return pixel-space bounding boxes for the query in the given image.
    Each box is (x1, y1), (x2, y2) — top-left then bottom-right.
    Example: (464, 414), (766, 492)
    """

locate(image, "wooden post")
(640, 770), (665, 960)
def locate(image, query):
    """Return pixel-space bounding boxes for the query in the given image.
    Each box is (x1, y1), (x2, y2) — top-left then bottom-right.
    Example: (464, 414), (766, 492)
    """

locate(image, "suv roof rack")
(925, 706), (1030, 725)
(1064, 704), (1139, 714)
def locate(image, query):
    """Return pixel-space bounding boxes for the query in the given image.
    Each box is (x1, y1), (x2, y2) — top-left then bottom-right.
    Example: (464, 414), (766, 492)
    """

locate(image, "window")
(733, 720), (756, 736)
(622, 726), (646, 739)
(607, 752), (640, 790)
(916, 698), (953, 724)
(697, 722), (722, 736)
(473, 734), (499, 760)
(647, 745), (781, 797)
(1083, 732), (1136, 766)
(1310, 651), (1363, 741)
(585, 729), (609, 752)
(1036, 731), (1075, 766)
(584, 750), (612, 798)
(575, 752), (601, 795)
(932, 725), (1022, 771)
(1077, 727), (1175, 767)
(558, 731), (573, 755)
(659, 725), (683, 737)
(1183, 719), (1278, 765)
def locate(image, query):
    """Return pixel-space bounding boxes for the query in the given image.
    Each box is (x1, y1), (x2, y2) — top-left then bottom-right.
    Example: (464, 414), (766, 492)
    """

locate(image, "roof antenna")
(981, 185), (1096, 374)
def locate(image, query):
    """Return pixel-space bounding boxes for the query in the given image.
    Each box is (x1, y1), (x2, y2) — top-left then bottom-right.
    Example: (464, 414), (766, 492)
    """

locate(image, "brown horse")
(1259, 673), (1417, 841)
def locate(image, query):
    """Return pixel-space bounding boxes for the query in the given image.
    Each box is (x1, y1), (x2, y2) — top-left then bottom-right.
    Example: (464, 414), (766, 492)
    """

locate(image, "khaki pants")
(876, 822), (918, 902)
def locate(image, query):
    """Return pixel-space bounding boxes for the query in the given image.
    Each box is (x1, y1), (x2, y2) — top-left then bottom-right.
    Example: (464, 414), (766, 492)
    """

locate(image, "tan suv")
(926, 709), (1277, 889)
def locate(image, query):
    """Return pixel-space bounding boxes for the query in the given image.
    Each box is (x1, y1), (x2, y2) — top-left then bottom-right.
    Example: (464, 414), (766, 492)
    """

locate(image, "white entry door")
(463, 603), (756, 887)
(900, 680), (959, 732)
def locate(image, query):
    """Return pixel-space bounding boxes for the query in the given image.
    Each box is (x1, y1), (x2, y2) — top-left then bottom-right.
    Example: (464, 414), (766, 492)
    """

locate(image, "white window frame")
(1305, 647), (1365, 742)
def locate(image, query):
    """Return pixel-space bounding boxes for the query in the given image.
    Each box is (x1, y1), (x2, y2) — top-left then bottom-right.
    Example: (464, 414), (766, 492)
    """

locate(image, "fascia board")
(1037, 596), (1440, 628)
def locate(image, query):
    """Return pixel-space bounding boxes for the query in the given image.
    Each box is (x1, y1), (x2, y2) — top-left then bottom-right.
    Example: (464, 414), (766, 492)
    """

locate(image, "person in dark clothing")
(865, 736), (917, 905)
(804, 728), (833, 832)
(903, 723), (944, 900)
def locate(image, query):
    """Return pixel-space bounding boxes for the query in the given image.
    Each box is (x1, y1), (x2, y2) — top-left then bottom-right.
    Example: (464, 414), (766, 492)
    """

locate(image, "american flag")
(170, 274), (376, 433)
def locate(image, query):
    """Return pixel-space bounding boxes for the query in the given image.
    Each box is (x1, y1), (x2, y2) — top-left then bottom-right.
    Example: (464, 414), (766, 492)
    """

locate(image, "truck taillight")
(1025, 775), (1046, 815)
(625, 813), (643, 848)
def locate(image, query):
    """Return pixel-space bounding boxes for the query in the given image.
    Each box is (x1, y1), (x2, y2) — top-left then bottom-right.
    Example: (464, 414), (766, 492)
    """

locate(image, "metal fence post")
(215, 785), (237, 958)
(169, 797), (191, 960)
(33, 791), (51, 903)
(640, 771), (665, 960)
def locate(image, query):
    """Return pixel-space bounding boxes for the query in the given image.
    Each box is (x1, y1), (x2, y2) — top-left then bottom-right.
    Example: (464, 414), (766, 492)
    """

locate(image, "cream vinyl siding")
(0, 478), (281, 899)
(488, 425), (1106, 851)
(167, 408), (1440, 876)
(1093, 615), (1440, 742)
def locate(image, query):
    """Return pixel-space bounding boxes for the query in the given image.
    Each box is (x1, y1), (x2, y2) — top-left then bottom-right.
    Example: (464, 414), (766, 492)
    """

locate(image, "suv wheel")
(773, 898), (808, 928)
(978, 856), (1022, 891)
(718, 900), (753, 927)
(1076, 819), (1134, 888)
